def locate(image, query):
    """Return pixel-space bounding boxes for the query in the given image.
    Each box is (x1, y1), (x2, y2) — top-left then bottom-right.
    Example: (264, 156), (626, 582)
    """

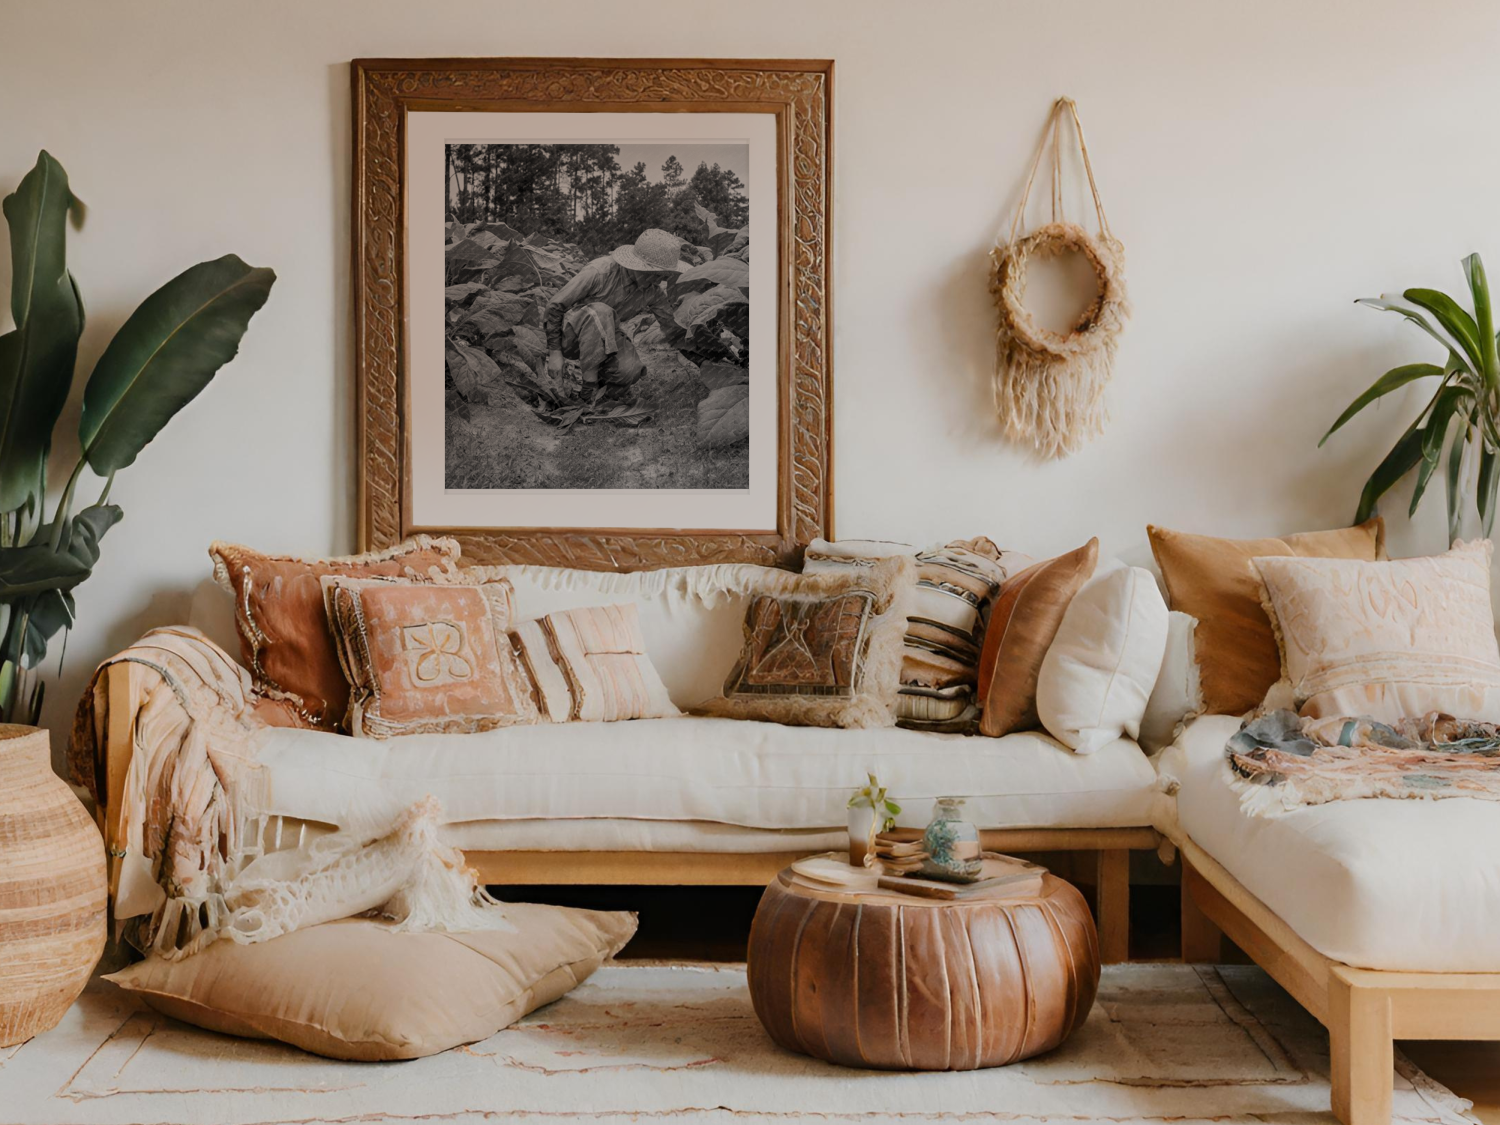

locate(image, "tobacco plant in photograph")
(1323, 253), (1500, 543)
(0, 151), (274, 724)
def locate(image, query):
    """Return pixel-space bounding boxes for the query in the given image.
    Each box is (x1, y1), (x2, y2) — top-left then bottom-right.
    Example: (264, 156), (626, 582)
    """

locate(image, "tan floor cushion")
(105, 903), (636, 1060)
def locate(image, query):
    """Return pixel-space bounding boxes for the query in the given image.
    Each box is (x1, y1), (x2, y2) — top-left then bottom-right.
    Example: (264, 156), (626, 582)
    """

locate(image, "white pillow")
(1138, 611), (1202, 752)
(1036, 565), (1169, 753)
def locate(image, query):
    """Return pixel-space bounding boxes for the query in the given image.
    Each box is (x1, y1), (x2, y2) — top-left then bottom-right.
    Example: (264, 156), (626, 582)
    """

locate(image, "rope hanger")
(989, 97), (1130, 461)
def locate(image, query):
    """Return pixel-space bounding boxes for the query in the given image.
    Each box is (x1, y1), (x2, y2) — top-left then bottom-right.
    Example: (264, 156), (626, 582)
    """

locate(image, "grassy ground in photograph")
(445, 340), (749, 490)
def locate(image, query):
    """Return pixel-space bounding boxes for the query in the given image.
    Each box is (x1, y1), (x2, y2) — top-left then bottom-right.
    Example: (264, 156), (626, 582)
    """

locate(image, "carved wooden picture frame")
(351, 58), (833, 570)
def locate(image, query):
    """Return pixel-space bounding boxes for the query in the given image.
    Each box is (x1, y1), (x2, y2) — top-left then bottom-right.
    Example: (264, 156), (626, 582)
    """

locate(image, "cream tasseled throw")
(70, 627), (512, 960)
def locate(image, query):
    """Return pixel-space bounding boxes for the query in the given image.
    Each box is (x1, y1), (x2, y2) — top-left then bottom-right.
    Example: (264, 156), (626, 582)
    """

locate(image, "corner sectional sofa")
(93, 559), (1165, 965)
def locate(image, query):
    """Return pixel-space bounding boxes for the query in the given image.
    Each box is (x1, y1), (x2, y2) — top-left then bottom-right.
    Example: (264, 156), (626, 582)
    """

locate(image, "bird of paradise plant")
(1323, 253), (1500, 545)
(0, 151), (274, 723)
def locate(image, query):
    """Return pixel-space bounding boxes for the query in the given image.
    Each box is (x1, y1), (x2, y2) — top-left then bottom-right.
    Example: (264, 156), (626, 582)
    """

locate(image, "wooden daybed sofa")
(1162, 714), (1500, 1125)
(90, 559), (1164, 965)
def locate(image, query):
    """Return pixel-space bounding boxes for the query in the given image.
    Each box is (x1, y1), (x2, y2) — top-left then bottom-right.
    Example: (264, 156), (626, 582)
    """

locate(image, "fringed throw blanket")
(70, 627), (512, 960)
(1227, 708), (1500, 816)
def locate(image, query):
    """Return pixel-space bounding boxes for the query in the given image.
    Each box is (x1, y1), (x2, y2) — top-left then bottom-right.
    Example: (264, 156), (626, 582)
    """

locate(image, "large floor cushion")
(1160, 715), (1500, 972)
(225, 717), (1159, 838)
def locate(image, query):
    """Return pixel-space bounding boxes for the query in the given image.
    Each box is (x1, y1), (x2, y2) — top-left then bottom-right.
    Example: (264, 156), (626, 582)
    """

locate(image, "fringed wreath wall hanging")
(990, 97), (1129, 460)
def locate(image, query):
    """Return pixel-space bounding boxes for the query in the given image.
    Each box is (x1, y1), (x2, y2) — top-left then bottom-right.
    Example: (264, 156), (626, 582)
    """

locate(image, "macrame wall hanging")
(990, 97), (1129, 460)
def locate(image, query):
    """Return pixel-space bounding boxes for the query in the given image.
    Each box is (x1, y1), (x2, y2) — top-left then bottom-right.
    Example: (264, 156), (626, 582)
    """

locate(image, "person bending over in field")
(544, 228), (690, 408)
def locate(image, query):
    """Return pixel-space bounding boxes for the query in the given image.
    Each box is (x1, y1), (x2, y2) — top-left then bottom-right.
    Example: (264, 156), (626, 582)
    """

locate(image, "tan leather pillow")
(210, 537), (461, 730)
(1147, 519), (1385, 716)
(105, 905), (637, 1061)
(323, 574), (540, 737)
(977, 539), (1099, 738)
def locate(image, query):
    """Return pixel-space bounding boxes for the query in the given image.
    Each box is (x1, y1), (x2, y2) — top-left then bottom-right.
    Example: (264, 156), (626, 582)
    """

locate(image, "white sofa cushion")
(1035, 565), (1168, 754)
(1159, 714), (1500, 972)
(226, 717), (1159, 839)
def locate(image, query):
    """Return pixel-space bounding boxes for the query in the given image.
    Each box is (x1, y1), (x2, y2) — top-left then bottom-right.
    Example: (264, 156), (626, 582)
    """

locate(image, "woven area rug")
(0, 962), (1475, 1124)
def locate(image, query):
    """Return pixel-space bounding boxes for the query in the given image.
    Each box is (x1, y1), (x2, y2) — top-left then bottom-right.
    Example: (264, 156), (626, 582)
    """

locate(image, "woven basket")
(0, 725), (106, 1046)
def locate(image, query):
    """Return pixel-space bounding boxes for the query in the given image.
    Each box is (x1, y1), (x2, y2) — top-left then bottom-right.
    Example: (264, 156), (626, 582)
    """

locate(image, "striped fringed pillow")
(511, 603), (680, 723)
(803, 538), (1032, 732)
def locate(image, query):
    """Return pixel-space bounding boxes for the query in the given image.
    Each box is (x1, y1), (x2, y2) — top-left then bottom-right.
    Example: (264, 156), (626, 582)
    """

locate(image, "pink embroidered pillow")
(510, 604), (679, 723)
(1254, 540), (1500, 722)
(323, 575), (540, 738)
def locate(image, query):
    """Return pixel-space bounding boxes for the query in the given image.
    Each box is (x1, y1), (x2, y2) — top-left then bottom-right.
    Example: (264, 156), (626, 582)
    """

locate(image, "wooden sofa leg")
(1328, 969), (1393, 1125)
(1095, 849), (1129, 964)
(1179, 859), (1223, 963)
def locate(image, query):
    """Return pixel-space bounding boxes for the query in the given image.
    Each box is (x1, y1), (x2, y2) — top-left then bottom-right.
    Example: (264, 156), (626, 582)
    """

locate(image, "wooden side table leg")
(1094, 848), (1129, 964)
(1179, 859), (1223, 963)
(1329, 970), (1393, 1125)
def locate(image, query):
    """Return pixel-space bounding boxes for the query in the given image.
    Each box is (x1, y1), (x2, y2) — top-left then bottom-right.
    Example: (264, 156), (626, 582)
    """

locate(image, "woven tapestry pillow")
(977, 538), (1099, 738)
(323, 573), (539, 738)
(1254, 539), (1500, 723)
(699, 555), (916, 729)
(803, 538), (1030, 731)
(210, 537), (461, 730)
(510, 603), (680, 723)
(1147, 519), (1385, 717)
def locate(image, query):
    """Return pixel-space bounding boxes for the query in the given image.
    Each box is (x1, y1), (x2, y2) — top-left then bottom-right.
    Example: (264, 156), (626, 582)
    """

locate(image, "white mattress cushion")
(227, 717), (1158, 838)
(1159, 715), (1500, 972)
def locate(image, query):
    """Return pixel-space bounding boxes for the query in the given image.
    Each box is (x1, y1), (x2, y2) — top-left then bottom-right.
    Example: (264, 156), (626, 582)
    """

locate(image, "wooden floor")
(502, 881), (1500, 1116)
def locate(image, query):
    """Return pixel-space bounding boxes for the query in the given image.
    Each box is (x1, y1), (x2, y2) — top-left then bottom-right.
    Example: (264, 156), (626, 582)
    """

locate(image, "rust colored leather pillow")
(977, 539), (1099, 738)
(210, 537), (461, 730)
(1147, 518), (1385, 716)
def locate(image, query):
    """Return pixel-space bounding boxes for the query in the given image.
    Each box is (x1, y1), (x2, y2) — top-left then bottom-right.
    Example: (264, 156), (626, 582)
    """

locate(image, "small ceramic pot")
(847, 805), (877, 867)
(921, 796), (983, 882)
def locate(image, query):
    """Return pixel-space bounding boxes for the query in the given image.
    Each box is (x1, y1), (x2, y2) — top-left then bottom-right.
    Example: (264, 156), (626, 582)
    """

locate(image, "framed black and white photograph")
(352, 59), (833, 570)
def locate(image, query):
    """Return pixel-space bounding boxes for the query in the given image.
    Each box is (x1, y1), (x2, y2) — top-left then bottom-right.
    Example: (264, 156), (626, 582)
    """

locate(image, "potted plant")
(0, 151), (274, 723)
(1323, 253), (1500, 544)
(846, 772), (901, 866)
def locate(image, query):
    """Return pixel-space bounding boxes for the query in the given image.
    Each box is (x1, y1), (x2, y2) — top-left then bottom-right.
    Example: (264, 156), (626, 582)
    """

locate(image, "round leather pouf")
(747, 870), (1099, 1070)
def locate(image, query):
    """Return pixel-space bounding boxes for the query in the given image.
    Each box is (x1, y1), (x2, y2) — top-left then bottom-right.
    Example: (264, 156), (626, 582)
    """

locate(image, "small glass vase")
(921, 797), (983, 883)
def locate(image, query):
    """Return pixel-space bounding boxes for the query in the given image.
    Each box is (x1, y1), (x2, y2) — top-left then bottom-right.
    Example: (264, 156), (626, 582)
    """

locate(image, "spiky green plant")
(1323, 253), (1500, 544)
(0, 151), (274, 723)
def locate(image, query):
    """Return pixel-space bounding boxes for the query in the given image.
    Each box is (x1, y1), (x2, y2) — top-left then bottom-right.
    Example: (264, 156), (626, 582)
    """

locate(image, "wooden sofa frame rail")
(1178, 835), (1500, 1125)
(100, 662), (1156, 964)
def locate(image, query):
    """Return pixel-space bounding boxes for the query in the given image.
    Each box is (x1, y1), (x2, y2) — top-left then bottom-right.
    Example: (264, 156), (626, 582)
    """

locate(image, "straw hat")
(611, 228), (683, 273)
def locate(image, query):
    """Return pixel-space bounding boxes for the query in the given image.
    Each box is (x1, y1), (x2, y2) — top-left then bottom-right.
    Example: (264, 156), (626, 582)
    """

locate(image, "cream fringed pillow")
(323, 574), (540, 737)
(697, 555), (916, 729)
(1254, 540), (1500, 722)
(106, 906), (637, 1061)
(511, 603), (680, 723)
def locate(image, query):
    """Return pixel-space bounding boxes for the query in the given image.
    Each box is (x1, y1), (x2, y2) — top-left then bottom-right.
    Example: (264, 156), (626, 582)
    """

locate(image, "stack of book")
(870, 833), (927, 875)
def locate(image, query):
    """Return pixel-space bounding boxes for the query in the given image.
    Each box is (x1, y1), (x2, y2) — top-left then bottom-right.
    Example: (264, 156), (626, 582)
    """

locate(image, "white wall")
(2, 0), (1496, 748)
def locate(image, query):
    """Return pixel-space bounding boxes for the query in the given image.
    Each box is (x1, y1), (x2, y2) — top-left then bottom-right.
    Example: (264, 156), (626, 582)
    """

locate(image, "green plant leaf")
(1481, 446), (1500, 536)
(78, 254), (275, 474)
(1447, 417), (1472, 544)
(0, 151), (85, 513)
(0, 542), (90, 598)
(1411, 387), (1469, 516)
(1462, 253), (1500, 392)
(1357, 295), (1472, 369)
(1404, 288), (1483, 373)
(1320, 363), (1443, 446)
(1355, 423), (1425, 524)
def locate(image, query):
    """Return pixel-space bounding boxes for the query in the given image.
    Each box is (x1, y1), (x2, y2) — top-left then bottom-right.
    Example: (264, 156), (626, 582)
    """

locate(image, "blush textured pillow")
(210, 537), (461, 729)
(977, 538), (1099, 738)
(323, 574), (539, 738)
(510, 603), (679, 723)
(1147, 519), (1385, 717)
(1035, 565), (1169, 754)
(105, 905), (637, 1061)
(1254, 540), (1500, 722)
(699, 555), (916, 729)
